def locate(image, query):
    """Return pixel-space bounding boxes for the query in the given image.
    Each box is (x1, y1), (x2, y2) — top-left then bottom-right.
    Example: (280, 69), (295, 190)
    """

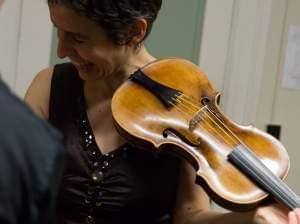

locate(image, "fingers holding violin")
(288, 208), (300, 224)
(253, 203), (292, 224)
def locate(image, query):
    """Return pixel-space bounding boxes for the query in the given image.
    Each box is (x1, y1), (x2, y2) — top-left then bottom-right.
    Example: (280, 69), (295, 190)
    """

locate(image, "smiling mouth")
(76, 63), (94, 73)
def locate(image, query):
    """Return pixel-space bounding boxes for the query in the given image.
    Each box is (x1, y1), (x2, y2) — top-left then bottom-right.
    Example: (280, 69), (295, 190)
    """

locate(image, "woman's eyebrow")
(51, 21), (88, 38)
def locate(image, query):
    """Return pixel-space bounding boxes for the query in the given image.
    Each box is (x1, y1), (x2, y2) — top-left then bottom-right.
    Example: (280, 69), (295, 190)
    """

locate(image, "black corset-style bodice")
(49, 63), (181, 224)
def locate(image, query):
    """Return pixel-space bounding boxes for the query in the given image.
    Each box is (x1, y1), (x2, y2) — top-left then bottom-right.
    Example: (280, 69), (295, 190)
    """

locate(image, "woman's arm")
(172, 160), (212, 224)
(24, 67), (53, 120)
(172, 161), (252, 224)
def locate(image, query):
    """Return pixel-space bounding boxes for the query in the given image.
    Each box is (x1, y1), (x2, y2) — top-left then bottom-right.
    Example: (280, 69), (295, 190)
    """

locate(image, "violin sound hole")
(201, 97), (210, 106)
(162, 131), (168, 138)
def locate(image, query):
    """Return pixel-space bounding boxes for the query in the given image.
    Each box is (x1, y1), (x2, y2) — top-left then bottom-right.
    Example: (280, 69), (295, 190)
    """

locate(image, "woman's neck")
(84, 46), (156, 108)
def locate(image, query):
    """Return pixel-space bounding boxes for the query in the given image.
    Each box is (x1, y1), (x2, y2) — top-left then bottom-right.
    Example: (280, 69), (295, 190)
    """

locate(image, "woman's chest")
(86, 103), (126, 154)
(61, 145), (168, 208)
(61, 127), (181, 222)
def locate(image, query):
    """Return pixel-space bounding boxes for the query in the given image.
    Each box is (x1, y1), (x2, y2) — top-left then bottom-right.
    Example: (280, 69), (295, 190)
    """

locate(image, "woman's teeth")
(77, 63), (94, 73)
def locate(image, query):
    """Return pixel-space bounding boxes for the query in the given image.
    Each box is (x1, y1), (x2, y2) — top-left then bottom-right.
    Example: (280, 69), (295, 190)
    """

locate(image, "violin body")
(111, 58), (296, 211)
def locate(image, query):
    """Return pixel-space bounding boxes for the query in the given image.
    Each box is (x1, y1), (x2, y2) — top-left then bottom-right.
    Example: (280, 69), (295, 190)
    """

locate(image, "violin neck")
(228, 145), (300, 209)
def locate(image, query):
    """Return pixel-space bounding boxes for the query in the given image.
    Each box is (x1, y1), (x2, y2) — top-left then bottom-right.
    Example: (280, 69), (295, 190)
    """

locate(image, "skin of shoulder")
(24, 67), (54, 120)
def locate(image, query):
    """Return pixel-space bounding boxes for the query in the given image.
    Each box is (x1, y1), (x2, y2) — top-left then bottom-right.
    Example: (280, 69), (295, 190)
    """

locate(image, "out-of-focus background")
(0, 0), (299, 203)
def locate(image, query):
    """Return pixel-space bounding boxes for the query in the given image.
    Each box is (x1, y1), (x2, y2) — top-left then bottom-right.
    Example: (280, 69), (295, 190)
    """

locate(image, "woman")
(25, 0), (300, 223)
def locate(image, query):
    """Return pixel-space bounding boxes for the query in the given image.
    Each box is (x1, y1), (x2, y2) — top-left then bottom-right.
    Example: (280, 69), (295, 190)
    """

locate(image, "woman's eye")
(73, 36), (86, 44)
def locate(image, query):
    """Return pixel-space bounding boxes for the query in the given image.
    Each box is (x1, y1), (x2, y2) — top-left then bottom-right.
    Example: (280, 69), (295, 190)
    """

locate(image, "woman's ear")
(128, 18), (148, 47)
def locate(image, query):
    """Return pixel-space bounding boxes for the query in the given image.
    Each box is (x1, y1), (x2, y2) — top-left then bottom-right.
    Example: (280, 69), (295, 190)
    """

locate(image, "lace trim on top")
(76, 95), (128, 224)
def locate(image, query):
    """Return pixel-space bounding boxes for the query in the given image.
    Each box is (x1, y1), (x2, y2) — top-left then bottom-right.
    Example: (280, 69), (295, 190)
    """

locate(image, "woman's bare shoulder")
(24, 67), (54, 120)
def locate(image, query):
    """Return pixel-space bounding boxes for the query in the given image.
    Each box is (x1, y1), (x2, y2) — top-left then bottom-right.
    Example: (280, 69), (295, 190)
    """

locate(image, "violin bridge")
(189, 106), (207, 131)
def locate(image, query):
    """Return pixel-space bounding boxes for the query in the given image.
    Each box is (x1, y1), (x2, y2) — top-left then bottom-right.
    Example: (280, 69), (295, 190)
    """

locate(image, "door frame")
(0, 0), (22, 89)
(15, 0), (52, 97)
(199, 0), (273, 126)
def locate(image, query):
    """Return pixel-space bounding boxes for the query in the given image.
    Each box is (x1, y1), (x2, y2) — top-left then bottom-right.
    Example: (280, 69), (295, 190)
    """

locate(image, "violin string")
(169, 101), (195, 119)
(204, 106), (247, 147)
(197, 107), (238, 148)
(172, 94), (244, 149)
(171, 94), (299, 208)
(188, 97), (248, 148)
(176, 95), (287, 165)
(177, 95), (200, 110)
(175, 94), (262, 154)
(175, 96), (201, 114)
(201, 108), (239, 147)
(171, 95), (238, 147)
(177, 94), (236, 143)
(174, 94), (240, 147)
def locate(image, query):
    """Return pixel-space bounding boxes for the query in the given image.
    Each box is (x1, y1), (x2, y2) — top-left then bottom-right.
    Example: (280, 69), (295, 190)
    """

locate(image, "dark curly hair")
(48, 0), (162, 46)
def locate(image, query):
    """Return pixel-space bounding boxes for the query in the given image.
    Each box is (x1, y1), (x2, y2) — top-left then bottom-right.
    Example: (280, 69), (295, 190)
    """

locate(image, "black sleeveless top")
(49, 63), (181, 224)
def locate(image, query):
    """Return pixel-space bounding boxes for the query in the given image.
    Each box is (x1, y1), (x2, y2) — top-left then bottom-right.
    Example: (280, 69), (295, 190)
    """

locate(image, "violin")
(111, 58), (300, 211)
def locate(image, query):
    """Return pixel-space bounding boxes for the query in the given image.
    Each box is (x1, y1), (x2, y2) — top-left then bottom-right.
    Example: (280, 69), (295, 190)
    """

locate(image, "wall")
(256, 0), (300, 194)
(0, 0), (52, 97)
(0, 1), (22, 89)
(15, 0), (53, 97)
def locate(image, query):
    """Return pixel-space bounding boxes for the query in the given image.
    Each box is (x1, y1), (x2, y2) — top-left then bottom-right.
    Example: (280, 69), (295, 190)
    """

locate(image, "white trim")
(0, 0), (22, 89)
(223, 0), (272, 124)
(255, 0), (288, 129)
(200, 0), (273, 124)
(15, 0), (52, 97)
(198, 0), (235, 91)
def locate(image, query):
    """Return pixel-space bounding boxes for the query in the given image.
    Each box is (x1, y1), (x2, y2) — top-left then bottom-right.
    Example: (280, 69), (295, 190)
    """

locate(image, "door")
(145, 0), (206, 64)
(0, 0), (52, 97)
(256, 0), (300, 194)
(0, 1), (22, 89)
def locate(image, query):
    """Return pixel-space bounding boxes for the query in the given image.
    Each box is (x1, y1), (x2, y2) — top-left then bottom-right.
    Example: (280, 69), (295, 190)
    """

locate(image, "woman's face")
(49, 4), (132, 81)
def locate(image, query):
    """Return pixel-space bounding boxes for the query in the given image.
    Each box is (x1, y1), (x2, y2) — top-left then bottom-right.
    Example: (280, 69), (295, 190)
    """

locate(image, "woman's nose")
(56, 30), (73, 59)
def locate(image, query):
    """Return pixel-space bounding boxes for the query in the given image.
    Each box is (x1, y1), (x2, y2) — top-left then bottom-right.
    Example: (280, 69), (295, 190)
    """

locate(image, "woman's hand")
(253, 204), (300, 224)
(288, 209), (300, 224)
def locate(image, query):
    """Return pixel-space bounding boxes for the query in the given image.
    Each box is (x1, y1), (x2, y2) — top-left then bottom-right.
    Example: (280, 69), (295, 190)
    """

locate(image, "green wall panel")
(50, 0), (206, 65)
(146, 0), (206, 64)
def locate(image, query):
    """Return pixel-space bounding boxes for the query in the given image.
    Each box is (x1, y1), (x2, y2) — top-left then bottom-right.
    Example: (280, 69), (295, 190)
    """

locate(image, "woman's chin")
(78, 69), (106, 82)
(78, 71), (96, 81)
